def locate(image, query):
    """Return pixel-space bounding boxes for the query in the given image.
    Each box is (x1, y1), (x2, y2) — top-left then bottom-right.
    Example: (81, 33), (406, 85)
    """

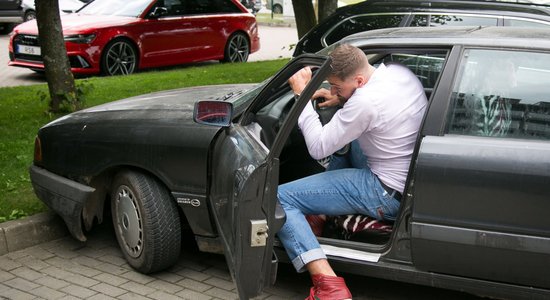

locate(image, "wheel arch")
(81, 164), (189, 235)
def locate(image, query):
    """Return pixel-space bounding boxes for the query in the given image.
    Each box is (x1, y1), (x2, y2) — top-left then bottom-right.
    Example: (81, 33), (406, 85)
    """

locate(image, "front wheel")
(111, 170), (181, 273)
(101, 38), (138, 76)
(221, 32), (250, 63)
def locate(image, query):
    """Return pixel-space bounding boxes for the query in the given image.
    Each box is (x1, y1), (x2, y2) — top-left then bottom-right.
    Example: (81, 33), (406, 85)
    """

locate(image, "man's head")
(328, 44), (372, 102)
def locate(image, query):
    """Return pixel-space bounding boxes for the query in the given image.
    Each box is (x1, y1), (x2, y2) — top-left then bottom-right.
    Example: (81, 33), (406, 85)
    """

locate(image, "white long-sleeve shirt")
(298, 63), (427, 193)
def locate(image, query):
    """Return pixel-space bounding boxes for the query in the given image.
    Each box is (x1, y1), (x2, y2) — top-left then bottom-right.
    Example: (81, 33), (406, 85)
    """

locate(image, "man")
(277, 44), (427, 299)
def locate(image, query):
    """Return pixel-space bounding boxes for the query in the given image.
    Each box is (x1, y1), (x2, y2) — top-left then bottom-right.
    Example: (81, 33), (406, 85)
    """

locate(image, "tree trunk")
(318, 0), (338, 22)
(292, 0), (316, 39)
(35, 0), (77, 112)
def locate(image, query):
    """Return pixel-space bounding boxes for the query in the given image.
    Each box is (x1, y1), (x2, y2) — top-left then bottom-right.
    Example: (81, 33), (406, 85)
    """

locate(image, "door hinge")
(250, 220), (269, 247)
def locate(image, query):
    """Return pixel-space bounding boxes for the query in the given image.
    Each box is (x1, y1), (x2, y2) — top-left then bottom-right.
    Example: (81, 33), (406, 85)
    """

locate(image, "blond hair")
(329, 44), (367, 80)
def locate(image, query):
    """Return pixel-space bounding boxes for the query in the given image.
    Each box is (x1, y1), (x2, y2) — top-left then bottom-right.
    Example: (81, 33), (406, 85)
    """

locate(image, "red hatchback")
(8, 0), (260, 75)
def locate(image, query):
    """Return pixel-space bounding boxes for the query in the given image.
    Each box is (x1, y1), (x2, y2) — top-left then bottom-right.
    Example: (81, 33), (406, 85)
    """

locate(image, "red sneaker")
(305, 274), (352, 300)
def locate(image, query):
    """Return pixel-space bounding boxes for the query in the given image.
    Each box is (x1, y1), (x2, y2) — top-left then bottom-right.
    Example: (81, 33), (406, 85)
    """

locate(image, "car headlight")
(64, 34), (96, 44)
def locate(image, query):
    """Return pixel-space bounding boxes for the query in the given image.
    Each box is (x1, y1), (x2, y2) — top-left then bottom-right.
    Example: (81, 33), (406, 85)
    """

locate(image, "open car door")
(203, 55), (332, 299)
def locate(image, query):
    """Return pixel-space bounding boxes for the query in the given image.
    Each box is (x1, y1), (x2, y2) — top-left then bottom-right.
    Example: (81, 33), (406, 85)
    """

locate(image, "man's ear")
(355, 74), (367, 87)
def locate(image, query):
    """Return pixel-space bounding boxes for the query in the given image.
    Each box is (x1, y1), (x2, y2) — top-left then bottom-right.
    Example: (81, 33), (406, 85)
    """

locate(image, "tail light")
(34, 136), (42, 163)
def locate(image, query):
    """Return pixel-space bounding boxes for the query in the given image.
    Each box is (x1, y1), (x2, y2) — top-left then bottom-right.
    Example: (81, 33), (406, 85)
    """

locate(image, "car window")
(411, 14), (498, 27)
(506, 18), (550, 28)
(447, 49), (550, 139)
(324, 14), (404, 47)
(372, 52), (447, 90)
(79, 0), (151, 17)
(184, 0), (241, 14)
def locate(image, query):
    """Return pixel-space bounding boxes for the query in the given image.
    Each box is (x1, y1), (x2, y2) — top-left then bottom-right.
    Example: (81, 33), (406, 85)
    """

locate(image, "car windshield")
(78, 0), (151, 17)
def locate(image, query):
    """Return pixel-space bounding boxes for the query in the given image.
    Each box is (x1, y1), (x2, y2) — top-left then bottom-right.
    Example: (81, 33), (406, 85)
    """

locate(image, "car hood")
(46, 84), (257, 128)
(14, 14), (138, 35)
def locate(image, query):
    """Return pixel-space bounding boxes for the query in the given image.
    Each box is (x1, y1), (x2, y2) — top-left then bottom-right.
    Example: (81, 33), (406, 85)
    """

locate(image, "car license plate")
(16, 45), (41, 56)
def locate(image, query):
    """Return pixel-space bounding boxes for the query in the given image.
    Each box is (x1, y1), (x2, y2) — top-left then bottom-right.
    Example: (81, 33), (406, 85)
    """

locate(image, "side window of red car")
(184, 0), (242, 14)
(447, 49), (550, 140)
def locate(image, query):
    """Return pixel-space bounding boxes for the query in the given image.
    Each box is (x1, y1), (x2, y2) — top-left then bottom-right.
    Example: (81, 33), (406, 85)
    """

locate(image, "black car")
(30, 26), (550, 299)
(294, 0), (550, 56)
(0, 0), (22, 34)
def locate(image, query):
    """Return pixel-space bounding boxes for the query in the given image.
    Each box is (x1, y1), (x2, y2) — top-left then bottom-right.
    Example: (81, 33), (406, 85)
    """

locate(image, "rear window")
(411, 14), (498, 27)
(324, 14), (404, 47)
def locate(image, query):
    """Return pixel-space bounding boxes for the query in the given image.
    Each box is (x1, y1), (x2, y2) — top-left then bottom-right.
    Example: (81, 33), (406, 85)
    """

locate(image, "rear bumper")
(29, 165), (95, 241)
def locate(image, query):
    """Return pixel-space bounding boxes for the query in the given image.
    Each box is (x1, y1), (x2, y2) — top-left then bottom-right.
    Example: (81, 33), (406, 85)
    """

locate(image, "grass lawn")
(0, 59), (288, 222)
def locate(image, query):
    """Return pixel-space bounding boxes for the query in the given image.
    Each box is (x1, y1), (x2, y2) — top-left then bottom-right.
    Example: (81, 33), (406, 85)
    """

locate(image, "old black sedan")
(30, 26), (550, 299)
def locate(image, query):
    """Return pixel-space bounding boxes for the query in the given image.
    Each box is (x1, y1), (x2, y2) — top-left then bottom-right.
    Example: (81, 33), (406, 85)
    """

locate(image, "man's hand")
(288, 67), (312, 95)
(313, 88), (341, 108)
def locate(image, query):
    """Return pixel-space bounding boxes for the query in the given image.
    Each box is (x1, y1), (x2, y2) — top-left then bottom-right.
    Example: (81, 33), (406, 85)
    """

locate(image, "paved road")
(0, 25), (298, 88)
(0, 221), (482, 300)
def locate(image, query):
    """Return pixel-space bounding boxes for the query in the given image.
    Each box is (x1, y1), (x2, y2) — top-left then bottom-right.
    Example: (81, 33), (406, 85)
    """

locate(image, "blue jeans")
(276, 141), (401, 272)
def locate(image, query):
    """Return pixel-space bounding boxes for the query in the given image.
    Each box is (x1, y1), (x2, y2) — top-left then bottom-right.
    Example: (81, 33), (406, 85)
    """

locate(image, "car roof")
(295, 0), (550, 56)
(331, 26), (550, 51)
(338, 0), (550, 17)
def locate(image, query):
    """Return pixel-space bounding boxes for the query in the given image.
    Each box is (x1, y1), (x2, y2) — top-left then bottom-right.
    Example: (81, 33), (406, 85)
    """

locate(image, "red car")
(8, 0), (260, 75)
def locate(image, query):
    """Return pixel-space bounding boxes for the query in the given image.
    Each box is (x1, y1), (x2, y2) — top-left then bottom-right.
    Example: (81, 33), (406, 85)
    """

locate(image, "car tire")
(101, 38), (138, 76)
(24, 10), (36, 22)
(0, 23), (15, 35)
(273, 4), (282, 14)
(222, 32), (250, 63)
(110, 170), (181, 273)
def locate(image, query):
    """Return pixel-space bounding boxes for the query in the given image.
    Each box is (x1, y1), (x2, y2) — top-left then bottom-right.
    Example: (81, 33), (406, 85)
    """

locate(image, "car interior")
(245, 48), (449, 248)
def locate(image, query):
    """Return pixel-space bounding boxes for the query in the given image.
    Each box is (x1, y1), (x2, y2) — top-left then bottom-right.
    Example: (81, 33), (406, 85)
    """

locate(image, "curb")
(0, 211), (68, 256)
(257, 21), (295, 27)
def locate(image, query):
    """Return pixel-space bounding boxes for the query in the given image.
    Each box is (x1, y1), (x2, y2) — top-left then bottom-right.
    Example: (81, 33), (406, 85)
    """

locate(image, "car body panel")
(30, 27), (550, 299)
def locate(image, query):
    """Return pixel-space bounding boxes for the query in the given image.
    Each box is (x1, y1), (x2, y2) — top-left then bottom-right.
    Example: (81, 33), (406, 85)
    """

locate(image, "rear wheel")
(24, 10), (36, 22)
(273, 4), (282, 14)
(222, 32), (250, 63)
(111, 170), (181, 273)
(101, 38), (138, 76)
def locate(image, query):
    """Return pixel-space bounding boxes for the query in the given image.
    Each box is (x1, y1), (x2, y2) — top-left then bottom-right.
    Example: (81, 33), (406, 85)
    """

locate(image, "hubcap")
(105, 41), (136, 75)
(228, 35), (249, 62)
(114, 185), (143, 258)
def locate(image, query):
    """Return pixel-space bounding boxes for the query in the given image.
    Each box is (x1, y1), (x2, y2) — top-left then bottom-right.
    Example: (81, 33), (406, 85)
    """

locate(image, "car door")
(411, 46), (550, 289)
(139, 0), (225, 67)
(207, 55), (332, 299)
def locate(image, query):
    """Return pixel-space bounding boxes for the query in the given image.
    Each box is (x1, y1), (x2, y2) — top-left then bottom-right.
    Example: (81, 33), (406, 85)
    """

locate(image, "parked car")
(21, 0), (86, 22)
(266, 0), (283, 14)
(0, 0), (22, 34)
(294, 0), (550, 56)
(8, 0), (259, 76)
(30, 26), (550, 299)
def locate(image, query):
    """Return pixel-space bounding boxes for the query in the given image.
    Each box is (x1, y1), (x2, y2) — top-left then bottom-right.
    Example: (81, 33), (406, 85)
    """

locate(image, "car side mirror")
(193, 101), (233, 127)
(150, 7), (168, 18)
